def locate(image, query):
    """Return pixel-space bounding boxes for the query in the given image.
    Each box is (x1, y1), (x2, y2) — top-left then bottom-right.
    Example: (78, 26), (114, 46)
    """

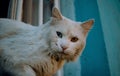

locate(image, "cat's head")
(48, 7), (94, 61)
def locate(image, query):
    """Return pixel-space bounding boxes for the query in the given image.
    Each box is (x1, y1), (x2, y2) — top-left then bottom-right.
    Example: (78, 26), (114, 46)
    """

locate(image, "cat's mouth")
(60, 51), (69, 55)
(49, 50), (75, 62)
(60, 52), (75, 61)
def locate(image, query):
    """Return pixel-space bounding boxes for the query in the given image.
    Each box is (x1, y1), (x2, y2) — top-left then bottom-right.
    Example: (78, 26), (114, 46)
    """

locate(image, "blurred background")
(0, 0), (120, 76)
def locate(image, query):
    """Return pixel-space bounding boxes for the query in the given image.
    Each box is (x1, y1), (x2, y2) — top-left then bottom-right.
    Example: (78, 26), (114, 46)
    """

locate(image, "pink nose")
(61, 46), (68, 51)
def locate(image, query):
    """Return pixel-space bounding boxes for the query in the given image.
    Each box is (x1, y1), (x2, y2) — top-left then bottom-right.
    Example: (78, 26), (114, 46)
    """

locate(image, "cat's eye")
(56, 31), (62, 38)
(71, 37), (78, 42)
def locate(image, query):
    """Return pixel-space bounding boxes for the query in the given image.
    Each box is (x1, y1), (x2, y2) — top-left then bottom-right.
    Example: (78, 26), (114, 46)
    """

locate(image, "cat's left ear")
(52, 7), (63, 20)
(81, 19), (94, 35)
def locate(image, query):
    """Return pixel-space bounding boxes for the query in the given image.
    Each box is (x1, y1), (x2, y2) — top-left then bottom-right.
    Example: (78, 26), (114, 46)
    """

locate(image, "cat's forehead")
(55, 18), (82, 31)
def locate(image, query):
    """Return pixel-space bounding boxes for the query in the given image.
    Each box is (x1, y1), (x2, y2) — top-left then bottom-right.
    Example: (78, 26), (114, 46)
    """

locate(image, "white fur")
(0, 8), (94, 76)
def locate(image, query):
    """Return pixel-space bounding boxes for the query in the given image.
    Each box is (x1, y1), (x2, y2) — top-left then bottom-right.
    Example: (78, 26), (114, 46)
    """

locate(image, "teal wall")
(97, 0), (120, 76)
(74, 0), (110, 76)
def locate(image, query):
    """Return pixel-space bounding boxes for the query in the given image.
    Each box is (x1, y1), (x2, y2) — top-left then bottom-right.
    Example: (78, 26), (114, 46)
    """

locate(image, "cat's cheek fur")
(68, 42), (85, 61)
(56, 39), (63, 52)
(50, 41), (62, 52)
(50, 42), (59, 52)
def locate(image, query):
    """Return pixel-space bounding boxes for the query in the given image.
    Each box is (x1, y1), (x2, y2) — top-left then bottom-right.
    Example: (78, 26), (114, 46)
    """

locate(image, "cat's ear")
(81, 19), (94, 35)
(52, 7), (63, 20)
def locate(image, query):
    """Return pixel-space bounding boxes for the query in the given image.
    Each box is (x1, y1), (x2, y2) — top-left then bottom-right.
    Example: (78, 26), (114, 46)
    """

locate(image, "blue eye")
(56, 31), (62, 38)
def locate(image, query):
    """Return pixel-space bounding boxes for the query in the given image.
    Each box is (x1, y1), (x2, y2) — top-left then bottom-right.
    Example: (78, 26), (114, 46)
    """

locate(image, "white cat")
(0, 7), (94, 76)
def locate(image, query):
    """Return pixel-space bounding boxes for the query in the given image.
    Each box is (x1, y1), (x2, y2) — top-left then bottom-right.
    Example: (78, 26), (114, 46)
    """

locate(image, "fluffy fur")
(0, 7), (94, 76)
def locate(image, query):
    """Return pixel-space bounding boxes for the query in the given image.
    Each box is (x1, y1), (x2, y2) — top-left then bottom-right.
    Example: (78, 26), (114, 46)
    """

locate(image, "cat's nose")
(61, 46), (68, 51)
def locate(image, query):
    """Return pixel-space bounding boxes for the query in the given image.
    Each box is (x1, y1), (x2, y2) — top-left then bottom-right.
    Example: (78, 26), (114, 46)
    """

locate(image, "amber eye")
(56, 31), (62, 38)
(71, 37), (79, 42)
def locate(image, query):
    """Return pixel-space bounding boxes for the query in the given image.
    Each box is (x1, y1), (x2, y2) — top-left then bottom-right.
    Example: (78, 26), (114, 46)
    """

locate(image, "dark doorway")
(0, 0), (10, 18)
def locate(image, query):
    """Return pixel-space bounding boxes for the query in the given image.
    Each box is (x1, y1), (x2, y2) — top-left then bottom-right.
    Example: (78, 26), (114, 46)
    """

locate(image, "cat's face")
(48, 8), (94, 61)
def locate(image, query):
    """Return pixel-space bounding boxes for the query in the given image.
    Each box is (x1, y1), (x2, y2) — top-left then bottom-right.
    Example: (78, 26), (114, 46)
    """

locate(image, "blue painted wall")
(97, 0), (120, 76)
(74, 0), (110, 76)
